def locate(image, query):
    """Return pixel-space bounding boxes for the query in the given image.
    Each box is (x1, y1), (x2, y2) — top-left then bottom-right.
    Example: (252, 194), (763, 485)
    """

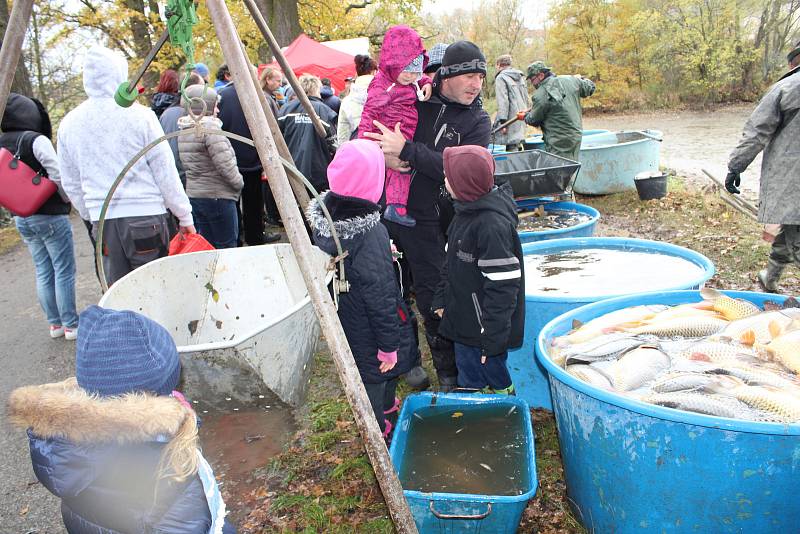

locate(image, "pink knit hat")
(443, 145), (495, 201)
(327, 139), (386, 203)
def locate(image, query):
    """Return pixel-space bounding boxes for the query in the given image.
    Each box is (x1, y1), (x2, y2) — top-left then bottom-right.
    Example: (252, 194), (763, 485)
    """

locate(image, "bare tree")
(0, 0), (33, 97)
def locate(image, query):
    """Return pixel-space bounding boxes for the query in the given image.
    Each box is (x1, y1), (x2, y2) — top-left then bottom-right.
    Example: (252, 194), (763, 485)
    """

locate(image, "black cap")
(439, 41), (487, 80)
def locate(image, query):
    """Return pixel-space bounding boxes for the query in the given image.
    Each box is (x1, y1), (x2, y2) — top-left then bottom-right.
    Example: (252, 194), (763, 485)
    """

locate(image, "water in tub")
(550, 288), (800, 423)
(524, 248), (706, 296)
(399, 404), (529, 495)
(517, 206), (592, 232)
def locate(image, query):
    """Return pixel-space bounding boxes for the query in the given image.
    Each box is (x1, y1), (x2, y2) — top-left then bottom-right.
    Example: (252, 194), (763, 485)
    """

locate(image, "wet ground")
(584, 103), (761, 202)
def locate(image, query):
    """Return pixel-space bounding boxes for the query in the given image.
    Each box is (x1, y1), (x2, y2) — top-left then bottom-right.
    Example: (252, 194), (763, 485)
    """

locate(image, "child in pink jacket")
(359, 25), (431, 227)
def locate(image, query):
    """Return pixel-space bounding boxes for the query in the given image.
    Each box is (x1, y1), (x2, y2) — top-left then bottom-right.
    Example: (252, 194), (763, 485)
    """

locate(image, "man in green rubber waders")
(521, 61), (596, 162)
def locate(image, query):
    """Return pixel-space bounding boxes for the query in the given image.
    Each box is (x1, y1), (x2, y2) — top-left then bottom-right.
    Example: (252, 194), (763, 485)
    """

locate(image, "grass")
(237, 176), (791, 533)
(0, 225), (20, 255)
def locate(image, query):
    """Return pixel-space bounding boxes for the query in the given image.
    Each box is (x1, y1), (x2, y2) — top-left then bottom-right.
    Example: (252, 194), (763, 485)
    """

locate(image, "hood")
(83, 45), (129, 98)
(8, 377), (192, 444)
(177, 115), (223, 129)
(307, 191), (381, 256)
(497, 68), (525, 83)
(378, 25), (428, 83)
(321, 85), (334, 98)
(327, 139), (385, 203)
(1, 93), (47, 134)
(454, 185), (518, 225)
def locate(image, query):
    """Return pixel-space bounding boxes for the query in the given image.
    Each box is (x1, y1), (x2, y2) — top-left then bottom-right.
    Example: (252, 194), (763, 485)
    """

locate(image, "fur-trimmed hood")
(8, 377), (192, 444)
(307, 190), (380, 240)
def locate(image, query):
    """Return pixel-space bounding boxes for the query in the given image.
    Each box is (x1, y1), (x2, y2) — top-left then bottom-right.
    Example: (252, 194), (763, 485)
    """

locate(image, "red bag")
(0, 133), (57, 217)
(168, 233), (216, 255)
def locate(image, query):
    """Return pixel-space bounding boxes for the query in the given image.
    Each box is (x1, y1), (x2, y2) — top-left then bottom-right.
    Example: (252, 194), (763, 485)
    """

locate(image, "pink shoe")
(382, 419), (393, 440)
(49, 325), (64, 339)
(384, 397), (401, 415)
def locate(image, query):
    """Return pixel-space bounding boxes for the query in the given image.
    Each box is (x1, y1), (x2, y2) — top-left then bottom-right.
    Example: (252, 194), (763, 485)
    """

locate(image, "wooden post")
(242, 0), (328, 139)
(0, 0), (34, 120)
(205, 2), (418, 532)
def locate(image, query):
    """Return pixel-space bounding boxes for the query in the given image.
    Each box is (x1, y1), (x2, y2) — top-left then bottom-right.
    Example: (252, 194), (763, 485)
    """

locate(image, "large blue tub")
(516, 200), (600, 244)
(509, 237), (714, 409)
(573, 130), (663, 195)
(536, 290), (800, 533)
(522, 128), (610, 151)
(389, 393), (537, 533)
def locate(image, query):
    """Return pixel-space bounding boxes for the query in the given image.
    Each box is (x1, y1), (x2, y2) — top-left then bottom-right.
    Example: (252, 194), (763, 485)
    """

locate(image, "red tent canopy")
(260, 34), (357, 94)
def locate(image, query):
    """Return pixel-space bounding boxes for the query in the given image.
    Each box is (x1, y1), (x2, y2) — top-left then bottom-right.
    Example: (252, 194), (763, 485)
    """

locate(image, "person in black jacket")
(308, 139), (416, 438)
(432, 145), (524, 394)
(218, 81), (281, 245)
(2, 93), (79, 340)
(278, 74), (338, 194)
(364, 41), (492, 391)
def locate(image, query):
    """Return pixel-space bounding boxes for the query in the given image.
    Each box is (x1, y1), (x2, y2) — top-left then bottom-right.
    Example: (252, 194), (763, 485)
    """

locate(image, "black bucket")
(634, 171), (667, 200)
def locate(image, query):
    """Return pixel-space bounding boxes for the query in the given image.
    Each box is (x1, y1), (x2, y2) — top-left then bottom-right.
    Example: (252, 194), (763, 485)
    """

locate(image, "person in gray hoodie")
(492, 54), (529, 151)
(178, 85), (243, 249)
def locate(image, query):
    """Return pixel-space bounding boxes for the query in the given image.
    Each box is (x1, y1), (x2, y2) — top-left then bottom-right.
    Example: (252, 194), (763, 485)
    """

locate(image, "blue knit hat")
(76, 306), (181, 397)
(193, 62), (210, 79)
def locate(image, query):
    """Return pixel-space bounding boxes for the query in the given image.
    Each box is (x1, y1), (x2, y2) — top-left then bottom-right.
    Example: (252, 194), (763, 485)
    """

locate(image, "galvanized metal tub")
(516, 199), (600, 244)
(509, 237), (714, 409)
(522, 128), (611, 151)
(573, 130), (663, 195)
(536, 290), (800, 533)
(98, 244), (332, 406)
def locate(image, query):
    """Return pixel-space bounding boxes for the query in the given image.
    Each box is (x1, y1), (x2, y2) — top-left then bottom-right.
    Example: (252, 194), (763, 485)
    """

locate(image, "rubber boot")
(438, 374), (458, 393)
(757, 260), (785, 293)
(383, 204), (416, 227)
(404, 365), (430, 390)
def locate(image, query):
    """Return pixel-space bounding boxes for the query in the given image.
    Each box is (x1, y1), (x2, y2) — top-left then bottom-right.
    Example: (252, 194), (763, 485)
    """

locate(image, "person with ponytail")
(8, 306), (235, 534)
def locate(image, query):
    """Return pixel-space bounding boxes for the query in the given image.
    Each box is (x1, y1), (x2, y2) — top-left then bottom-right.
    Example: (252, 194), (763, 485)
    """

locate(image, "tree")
(0, 0), (33, 96)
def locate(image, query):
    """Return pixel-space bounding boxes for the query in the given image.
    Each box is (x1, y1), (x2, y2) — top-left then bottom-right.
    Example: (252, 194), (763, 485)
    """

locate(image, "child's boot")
(382, 419), (394, 444)
(384, 204), (416, 227)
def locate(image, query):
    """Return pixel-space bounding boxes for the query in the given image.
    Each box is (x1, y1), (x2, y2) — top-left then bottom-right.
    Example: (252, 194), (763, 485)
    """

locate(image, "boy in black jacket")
(432, 145), (525, 394)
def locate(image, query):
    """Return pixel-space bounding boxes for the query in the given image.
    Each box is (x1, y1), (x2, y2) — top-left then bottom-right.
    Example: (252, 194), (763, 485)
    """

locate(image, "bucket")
(509, 237), (714, 409)
(634, 170), (668, 200)
(389, 393), (537, 533)
(536, 290), (800, 533)
(516, 199), (600, 244)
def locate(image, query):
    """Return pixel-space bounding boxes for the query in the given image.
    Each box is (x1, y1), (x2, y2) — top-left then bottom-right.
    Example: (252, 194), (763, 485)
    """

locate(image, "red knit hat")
(443, 145), (495, 201)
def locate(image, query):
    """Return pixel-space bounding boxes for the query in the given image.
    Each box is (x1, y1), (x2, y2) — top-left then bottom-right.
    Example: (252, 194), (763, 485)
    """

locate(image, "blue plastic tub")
(536, 290), (799, 533)
(389, 393), (538, 533)
(516, 200), (600, 244)
(509, 237), (714, 409)
(573, 130), (663, 195)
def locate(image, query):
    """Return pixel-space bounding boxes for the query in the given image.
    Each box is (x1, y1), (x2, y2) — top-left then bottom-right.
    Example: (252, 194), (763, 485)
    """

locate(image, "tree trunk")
(253, 0), (301, 48)
(0, 0), (32, 96)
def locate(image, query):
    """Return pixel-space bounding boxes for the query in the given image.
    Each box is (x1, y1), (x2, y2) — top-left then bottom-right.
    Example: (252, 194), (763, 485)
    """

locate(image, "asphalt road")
(1, 215), (101, 533)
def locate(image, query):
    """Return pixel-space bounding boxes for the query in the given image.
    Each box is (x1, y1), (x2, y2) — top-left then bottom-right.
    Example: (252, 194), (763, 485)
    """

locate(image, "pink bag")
(0, 133), (57, 216)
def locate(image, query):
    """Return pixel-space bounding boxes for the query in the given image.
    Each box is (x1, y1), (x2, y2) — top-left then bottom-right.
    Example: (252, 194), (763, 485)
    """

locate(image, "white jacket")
(336, 75), (372, 145)
(58, 45), (192, 226)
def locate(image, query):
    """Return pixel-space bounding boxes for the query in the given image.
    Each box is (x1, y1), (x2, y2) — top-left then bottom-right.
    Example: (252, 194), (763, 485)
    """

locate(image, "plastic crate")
(494, 149), (581, 199)
(389, 393), (537, 533)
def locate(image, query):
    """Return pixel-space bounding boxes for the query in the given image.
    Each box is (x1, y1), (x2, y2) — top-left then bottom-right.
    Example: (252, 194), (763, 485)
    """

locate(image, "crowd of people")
(5, 22), (612, 533)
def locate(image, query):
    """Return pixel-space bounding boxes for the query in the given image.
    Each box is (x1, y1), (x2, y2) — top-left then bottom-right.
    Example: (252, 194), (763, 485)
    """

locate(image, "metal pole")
(205, 2), (418, 532)
(241, 0), (328, 139)
(0, 0), (34, 121)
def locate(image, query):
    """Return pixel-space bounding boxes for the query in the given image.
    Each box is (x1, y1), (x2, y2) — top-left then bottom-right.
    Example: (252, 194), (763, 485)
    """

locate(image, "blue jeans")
(454, 342), (512, 391)
(190, 198), (239, 249)
(14, 215), (78, 328)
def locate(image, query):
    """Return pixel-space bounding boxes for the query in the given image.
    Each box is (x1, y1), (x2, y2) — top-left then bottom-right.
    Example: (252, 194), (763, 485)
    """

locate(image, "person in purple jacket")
(359, 25), (433, 228)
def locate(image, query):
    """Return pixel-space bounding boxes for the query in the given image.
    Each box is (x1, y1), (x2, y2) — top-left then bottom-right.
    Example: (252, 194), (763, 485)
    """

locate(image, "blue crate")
(389, 393), (537, 533)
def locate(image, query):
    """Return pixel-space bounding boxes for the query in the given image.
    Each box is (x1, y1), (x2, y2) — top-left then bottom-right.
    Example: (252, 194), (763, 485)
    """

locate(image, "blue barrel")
(516, 200), (600, 244)
(536, 290), (799, 533)
(389, 393), (538, 533)
(509, 237), (714, 409)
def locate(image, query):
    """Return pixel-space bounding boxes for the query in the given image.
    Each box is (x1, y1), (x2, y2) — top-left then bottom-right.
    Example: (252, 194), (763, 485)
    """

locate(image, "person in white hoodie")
(336, 54), (377, 145)
(58, 45), (195, 286)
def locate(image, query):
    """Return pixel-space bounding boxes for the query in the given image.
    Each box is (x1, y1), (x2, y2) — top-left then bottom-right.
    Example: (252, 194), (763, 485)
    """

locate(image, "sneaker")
(64, 327), (78, 341)
(382, 418), (394, 444)
(383, 204), (416, 227)
(49, 325), (64, 338)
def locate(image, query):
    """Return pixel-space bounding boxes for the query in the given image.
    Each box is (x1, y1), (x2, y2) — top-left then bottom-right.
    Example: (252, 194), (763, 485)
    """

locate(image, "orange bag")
(168, 233), (215, 255)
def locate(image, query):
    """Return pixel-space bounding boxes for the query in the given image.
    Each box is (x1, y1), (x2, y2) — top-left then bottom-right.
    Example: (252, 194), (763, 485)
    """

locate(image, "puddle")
(180, 356), (296, 523)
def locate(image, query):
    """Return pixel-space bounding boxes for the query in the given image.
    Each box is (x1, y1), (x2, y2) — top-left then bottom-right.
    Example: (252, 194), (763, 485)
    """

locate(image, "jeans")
(454, 342), (512, 391)
(14, 214), (78, 328)
(190, 198), (239, 249)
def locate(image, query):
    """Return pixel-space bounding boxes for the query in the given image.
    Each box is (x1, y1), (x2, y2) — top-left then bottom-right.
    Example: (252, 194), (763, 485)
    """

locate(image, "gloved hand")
(516, 110), (527, 122)
(725, 170), (741, 194)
